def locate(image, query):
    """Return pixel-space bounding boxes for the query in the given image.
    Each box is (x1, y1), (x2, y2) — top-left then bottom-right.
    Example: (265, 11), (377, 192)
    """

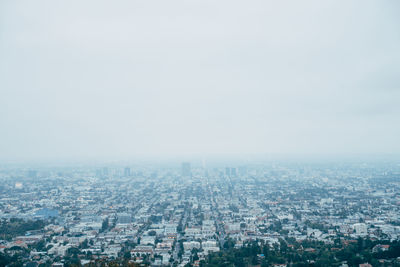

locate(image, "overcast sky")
(0, 0), (399, 161)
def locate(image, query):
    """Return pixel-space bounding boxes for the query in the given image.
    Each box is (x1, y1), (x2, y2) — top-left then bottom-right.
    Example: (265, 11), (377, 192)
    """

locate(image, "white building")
(353, 223), (368, 236)
(183, 241), (200, 251)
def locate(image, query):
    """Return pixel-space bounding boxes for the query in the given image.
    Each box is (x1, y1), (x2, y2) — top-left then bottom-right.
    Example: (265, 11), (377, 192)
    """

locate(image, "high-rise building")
(231, 167), (237, 177)
(28, 170), (37, 179)
(182, 162), (191, 177)
(103, 167), (109, 177)
(96, 169), (102, 178)
(225, 167), (231, 177)
(124, 167), (131, 177)
(239, 166), (247, 176)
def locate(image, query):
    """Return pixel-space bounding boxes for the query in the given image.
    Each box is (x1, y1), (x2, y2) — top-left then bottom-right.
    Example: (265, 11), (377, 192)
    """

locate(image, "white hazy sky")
(1, 0), (399, 161)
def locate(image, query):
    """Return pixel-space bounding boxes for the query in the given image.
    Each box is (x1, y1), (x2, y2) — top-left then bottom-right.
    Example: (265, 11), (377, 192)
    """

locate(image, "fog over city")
(1, 2), (400, 267)
(1, 0), (400, 161)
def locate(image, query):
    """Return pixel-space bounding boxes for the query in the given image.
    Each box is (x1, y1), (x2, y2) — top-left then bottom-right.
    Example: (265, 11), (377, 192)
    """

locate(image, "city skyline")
(1, 1), (400, 266)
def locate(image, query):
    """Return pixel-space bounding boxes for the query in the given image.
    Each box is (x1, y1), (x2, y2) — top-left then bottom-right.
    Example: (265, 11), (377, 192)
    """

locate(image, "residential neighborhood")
(0, 161), (399, 266)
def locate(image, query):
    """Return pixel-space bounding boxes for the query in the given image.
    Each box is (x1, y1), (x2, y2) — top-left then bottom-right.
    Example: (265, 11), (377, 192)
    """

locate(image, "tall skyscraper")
(28, 170), (37, 179)
(124, 167), (131, 177)
(103, 167), (109, 177)
(239, 166), (247, 176)
(231, 167), (237, 177)
(96, 169), (102, 178)
(225, 167), (231, 177)
(181, 162), (191, 177)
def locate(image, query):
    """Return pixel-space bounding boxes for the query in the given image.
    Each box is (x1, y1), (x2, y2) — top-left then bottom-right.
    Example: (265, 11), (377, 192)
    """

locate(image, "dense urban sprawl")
(0, 161), (399, 266)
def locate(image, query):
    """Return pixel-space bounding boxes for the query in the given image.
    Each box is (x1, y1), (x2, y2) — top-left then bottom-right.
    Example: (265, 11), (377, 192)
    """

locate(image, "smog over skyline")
(2, 2), (400, 267)
(1, 0), (400, 162)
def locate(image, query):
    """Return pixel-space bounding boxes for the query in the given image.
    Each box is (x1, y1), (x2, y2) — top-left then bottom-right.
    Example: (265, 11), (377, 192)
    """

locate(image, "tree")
(148, 230), (156, 236)
(124, 251), (131, 259)
(193, 252), (199, 262)
(80, 239), (89, 249)
(101, 218), (109, 232)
